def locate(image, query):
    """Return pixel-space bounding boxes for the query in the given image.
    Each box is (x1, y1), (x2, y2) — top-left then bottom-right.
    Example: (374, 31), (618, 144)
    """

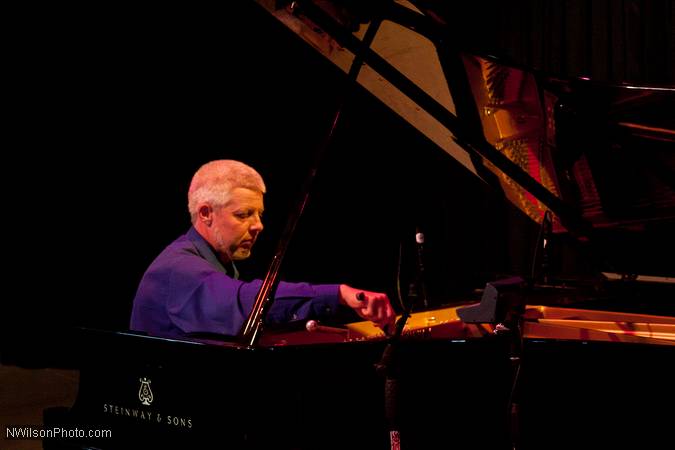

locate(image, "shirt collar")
(186, 226), (239, 279)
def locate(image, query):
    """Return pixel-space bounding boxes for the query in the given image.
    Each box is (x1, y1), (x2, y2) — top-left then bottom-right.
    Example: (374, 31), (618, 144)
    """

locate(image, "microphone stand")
(374, 227), (428, 449)
(530, 210), (552, 286)
(495, 306), (524, 450)
(415, 227), (429, 309)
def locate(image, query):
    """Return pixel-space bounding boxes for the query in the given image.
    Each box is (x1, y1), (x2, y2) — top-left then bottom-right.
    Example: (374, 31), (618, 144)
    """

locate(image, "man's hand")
(339, 284), (396, 331)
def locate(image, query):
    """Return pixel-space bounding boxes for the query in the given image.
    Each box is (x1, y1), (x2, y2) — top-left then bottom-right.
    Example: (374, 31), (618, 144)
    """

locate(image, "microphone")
(414, 227), (429, 309)
(415, 229), (424, 246)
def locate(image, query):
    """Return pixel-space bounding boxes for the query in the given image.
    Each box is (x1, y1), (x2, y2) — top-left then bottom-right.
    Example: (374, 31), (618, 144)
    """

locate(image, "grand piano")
(43, 1), (674, 449)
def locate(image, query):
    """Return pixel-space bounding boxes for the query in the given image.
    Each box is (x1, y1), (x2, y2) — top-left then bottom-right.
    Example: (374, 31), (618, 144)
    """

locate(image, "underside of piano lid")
(255, 0), (675, 284)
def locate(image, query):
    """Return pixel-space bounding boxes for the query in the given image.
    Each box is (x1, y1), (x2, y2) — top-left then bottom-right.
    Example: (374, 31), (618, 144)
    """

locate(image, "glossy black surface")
(45, 327), (674, 449)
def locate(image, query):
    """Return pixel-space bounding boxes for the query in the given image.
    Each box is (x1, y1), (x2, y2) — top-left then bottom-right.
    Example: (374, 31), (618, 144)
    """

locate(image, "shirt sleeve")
(165, 254), (344, 336)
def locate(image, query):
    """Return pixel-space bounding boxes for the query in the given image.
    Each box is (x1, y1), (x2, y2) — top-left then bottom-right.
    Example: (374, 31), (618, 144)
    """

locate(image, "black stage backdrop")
(5, 0), (671, 365)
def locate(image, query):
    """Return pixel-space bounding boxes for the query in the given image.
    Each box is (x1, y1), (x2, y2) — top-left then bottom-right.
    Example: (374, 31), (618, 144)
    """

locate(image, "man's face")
(211, 187), (264, 261)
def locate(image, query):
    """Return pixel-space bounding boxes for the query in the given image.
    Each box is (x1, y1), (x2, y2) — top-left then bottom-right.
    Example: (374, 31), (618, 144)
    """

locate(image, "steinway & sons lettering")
(103, 404), (193, 429)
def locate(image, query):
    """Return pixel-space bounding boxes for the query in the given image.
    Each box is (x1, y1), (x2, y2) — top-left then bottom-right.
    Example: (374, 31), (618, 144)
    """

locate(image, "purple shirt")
(130, 227), (344, 337)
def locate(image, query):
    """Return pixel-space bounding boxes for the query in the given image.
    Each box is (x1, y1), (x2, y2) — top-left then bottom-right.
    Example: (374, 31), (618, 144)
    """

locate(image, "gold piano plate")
(260, 305), (675, 347)
(523, 305), (675, 345)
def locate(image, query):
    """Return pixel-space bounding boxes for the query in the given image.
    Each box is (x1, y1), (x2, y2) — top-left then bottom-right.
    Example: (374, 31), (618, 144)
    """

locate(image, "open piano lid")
(255, 0), (675, 281)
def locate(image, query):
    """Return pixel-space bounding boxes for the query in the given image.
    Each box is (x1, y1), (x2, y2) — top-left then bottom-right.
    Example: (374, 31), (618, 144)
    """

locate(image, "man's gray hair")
(188, 160), (266, 222)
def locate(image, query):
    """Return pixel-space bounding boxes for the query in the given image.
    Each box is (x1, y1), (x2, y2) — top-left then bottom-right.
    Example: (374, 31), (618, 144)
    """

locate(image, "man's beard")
(214, 229), (251, 261)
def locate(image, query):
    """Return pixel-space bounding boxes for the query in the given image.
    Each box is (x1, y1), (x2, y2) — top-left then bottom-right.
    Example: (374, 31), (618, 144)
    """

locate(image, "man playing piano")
(130, 159), (395, 338)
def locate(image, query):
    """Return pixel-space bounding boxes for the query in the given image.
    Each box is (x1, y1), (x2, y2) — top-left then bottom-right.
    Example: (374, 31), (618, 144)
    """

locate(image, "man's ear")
(197, 204), (213, 226)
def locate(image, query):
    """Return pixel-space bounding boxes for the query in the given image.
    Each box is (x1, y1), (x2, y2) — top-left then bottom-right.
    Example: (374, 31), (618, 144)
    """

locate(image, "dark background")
(4, 0), (673, 363)
(420, 0), (674, 86)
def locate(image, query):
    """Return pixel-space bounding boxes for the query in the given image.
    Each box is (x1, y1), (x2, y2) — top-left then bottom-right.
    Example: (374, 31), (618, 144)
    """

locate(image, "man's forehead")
(225, 187), (264, 206)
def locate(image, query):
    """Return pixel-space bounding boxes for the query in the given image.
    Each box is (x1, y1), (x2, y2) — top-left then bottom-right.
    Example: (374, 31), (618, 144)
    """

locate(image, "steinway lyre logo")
(138, 377), (154, 406)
